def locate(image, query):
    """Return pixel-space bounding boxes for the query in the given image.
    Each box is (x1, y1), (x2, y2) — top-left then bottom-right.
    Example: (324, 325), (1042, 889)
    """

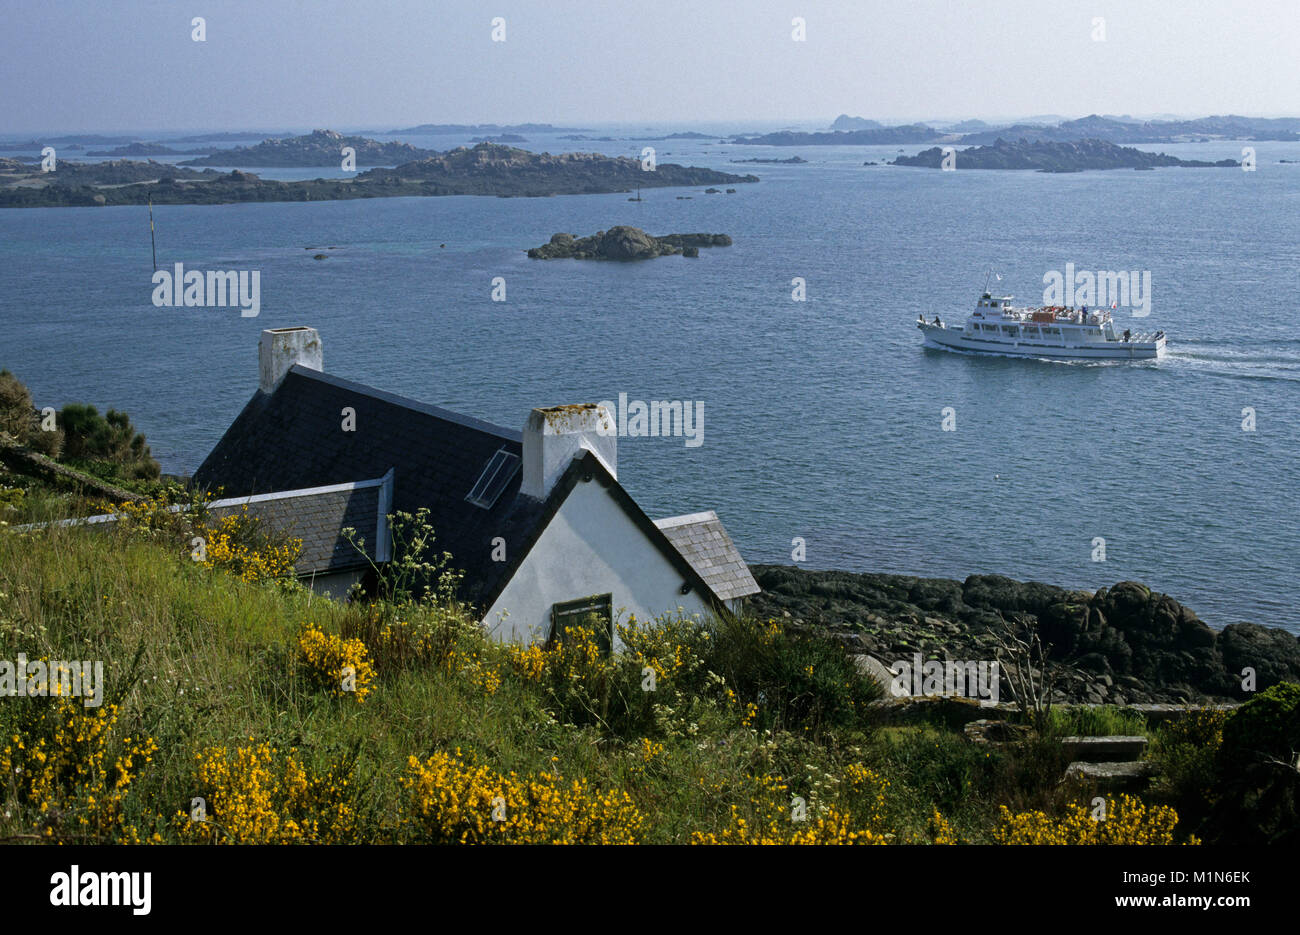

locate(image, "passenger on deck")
(933, 316), (942, 327)
(1123, 329), (1131, 342)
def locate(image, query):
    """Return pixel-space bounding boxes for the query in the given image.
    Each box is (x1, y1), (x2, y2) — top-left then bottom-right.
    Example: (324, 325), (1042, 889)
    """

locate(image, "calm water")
(2, 128), (1298, 631)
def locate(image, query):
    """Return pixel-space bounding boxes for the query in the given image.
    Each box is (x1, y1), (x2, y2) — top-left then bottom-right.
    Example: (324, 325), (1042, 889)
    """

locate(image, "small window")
(549, 594), (613, 654)
(466, 448), (520, 509)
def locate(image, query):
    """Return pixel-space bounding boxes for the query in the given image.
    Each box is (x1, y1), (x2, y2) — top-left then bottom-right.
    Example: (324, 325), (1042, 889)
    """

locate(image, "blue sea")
(2, 125), (1298, 631)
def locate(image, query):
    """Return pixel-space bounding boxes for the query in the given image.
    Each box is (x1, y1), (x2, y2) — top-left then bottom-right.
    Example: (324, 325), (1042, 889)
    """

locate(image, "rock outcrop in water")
(749, 565), (1300, 704)
(731, 156), (807, 164)
(527, 227), (732, 260)
(892, 138), (1240, 172)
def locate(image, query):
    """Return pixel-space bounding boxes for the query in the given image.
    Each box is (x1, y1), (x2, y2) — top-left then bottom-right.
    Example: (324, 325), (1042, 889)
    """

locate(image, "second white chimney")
(520, 403), (617, 500)
(259, 327), (322, 392)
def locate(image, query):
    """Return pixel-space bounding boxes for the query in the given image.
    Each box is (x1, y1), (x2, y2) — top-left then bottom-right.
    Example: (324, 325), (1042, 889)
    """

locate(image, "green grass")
(1046, 704), (1150, 739)
(0, 521), (1232, 845)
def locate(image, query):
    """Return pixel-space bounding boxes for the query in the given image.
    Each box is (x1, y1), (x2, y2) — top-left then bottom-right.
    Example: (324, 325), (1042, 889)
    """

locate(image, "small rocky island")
(732, 156), (808, 164)
(892, 138), (1240, 172)
(528, 226), (732, 260)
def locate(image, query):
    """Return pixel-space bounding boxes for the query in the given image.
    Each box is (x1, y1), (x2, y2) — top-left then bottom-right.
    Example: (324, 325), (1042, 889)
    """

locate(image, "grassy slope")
(0, 522), (1216, 844)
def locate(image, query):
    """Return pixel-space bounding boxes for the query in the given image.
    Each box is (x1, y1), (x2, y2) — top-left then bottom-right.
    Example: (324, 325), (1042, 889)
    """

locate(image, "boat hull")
(919, 323), (1165, 360)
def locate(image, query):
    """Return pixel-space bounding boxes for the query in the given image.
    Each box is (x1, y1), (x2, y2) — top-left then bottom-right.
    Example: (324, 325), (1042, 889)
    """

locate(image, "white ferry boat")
(918, 292), (1167, 360)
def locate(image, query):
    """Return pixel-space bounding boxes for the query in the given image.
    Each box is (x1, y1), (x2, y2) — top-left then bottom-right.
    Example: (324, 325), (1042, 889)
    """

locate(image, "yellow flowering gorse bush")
(180, 741), (358, 844)
(298, 623), (376, 703)
(995, 795), (1197, 845)
(691, 764), (891, 845)
(401, 749), (643, 844)
(0, 701), (158, 843)
(199, 509), (300, 582)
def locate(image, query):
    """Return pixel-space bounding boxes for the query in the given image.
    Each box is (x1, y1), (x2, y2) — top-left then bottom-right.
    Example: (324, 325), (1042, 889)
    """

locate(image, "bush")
(690, 763), (891, 845)
(1219, 682), (1300, 767)
(705, 616), (882, 734)
(0, 370), (36, 440)
(298, 623), (376, 703)
(180, 742), (361, 844)
(58, 403), (160, 480)
(1148, 710), (1225, 826)
(400, 750), (642, 844)
(199, 507), (301, 582)
(0, 700), (160, 844)
(1202, 683), (1300, 844)
(995, 795), (1195, 845)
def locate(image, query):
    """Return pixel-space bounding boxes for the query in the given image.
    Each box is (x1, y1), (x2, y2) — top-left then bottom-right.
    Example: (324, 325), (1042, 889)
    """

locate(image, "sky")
(2, 0), (1298, 133)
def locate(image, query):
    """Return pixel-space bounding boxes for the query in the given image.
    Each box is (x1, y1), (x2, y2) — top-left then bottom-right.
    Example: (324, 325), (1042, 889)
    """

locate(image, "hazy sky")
(3, 0), (1298, 133)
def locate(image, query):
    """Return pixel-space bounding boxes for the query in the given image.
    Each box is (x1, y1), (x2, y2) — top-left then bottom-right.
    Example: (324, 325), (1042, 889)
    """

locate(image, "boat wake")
(1163, 342), (1300, 383)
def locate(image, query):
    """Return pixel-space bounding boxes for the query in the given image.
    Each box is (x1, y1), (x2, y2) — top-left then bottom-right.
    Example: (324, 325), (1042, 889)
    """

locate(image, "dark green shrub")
(706, 616), (882, 735)
(1202, 683), (1300, 844)
(1148, 710), (1226, 827)
(0, 369), (37, 440)
(1220, 682), (1300, 767)
(58, 403), (160, 480)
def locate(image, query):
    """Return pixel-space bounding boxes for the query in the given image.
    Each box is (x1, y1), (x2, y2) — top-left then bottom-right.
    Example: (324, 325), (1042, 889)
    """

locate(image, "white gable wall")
(482, 478), (714, 650)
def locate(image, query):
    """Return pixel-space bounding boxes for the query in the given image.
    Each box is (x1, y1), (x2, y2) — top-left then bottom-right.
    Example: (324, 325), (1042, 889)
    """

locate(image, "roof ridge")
(654, 510), (721, 529)
(285, 365), (522, 442)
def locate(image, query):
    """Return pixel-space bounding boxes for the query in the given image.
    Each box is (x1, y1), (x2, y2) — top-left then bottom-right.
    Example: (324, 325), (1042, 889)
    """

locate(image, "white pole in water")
(148, 197), (157, 273)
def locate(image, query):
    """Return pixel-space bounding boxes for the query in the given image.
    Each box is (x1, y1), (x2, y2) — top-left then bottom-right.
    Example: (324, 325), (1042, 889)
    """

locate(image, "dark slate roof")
(207, 474), (391, 575)
(194, 366), (546, 607)
(22, 475), (391, 578)
(654, 511), (761, 601)
(195, 366), (744, 616)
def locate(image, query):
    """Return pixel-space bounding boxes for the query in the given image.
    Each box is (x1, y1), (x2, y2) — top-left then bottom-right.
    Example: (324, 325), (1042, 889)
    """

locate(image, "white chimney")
(520, 404), (617, 500)
(259, 327), (322, 392)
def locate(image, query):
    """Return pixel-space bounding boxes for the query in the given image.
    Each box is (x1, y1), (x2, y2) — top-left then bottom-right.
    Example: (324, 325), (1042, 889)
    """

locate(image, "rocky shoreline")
(748, 565), (1300, 705)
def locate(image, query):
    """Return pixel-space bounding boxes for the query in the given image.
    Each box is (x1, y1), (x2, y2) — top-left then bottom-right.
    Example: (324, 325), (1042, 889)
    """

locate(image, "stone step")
(1122, 703), (1238, 726)
(1064, 760), (1154, 792)
(1060, 735), (1148, 762)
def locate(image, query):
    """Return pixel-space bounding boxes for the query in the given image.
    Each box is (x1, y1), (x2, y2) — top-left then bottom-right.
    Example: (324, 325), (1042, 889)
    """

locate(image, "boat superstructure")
(918, 292), (1166, 360)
